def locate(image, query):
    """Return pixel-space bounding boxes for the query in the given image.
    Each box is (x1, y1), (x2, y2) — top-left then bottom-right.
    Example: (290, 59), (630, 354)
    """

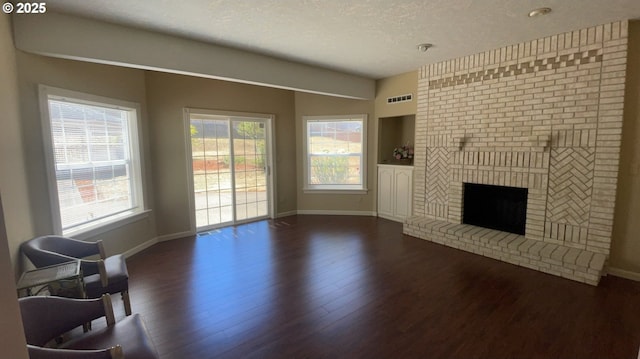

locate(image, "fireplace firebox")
(463, 183), (528, 235)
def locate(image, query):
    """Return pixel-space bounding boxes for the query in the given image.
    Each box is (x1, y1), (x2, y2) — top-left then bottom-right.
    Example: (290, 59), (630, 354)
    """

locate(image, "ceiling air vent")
(387, 94), (413, 104)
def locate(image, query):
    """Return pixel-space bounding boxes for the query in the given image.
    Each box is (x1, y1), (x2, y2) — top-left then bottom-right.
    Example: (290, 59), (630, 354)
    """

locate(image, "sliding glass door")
(186, 110), (273, 231)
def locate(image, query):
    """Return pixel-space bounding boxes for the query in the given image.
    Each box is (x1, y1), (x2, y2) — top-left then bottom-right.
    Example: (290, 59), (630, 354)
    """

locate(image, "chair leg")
(122, 290), (132, 316)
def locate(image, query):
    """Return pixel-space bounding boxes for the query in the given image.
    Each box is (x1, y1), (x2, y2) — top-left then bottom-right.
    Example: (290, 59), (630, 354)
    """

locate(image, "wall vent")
(387, 94), (413, 104)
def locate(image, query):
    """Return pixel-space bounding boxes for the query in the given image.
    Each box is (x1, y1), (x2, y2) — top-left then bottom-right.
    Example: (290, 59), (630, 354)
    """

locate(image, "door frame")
(183, 108), (276, 233)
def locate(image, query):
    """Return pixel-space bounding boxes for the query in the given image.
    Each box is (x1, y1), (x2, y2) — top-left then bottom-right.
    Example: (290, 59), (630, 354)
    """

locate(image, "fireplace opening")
(463, 183), (528, 235)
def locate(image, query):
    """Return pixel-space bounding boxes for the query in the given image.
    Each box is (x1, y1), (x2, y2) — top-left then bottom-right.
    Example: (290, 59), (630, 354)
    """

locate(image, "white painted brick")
(411, 22), (623, 286)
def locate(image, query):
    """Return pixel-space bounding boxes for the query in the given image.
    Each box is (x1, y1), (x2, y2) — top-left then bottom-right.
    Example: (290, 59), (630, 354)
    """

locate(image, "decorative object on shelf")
(393, 144), (414, 161)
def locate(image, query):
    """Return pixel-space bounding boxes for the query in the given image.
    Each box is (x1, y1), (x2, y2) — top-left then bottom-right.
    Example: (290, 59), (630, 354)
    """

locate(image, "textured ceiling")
(46, 0), (640, 79)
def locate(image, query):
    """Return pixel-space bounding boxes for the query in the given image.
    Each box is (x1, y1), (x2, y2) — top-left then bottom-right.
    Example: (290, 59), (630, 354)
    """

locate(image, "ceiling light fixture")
(528, 7), (551, 17)
(417, 43), (433, 52)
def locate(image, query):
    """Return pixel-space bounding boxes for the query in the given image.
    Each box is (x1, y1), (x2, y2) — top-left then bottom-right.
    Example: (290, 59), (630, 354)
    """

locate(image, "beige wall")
(0, 14), (30, 359)
(610, 21), (640, 275)
(0, 18), (34, 267)
(294, 92), (375, 212)
(15, 52), (157, 256)
(374, 71), (418, 118)
(145, 72), (297, 236)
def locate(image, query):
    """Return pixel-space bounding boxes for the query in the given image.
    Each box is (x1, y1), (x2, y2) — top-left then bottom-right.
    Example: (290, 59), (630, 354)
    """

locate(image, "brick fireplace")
(404, 21), (628, 285)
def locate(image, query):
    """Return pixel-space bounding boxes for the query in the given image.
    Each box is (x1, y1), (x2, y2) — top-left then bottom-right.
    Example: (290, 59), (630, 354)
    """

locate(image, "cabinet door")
(377, 167), (395, 217)
(394, 168), (413, 218)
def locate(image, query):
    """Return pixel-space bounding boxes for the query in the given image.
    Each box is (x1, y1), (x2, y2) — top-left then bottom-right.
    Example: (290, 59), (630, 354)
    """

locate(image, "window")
(303, 115), (367, 192)
(39, 86), (145, 236)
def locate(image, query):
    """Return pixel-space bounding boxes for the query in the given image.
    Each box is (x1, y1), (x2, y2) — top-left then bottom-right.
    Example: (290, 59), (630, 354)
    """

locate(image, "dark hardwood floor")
(115, 215), (640, 358)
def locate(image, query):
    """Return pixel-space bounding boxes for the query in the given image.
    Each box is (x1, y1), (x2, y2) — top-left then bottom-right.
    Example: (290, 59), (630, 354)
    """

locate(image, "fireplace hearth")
(463, 183), (528, 235)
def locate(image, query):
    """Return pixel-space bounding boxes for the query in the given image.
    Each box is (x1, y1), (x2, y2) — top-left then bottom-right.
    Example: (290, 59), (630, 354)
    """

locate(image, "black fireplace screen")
(463, 183), (528, 235)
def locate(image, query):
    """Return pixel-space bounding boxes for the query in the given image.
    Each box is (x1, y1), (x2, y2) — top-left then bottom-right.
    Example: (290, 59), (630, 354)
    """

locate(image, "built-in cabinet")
(377, 165), (413, 222)
(376, 113), (415, 222)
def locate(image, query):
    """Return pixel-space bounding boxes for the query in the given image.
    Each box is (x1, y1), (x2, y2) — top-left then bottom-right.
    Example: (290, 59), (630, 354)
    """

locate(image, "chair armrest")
(28, 345), (123, 359)
(98, 240), (106, 259)
(80, 259), (108, 286)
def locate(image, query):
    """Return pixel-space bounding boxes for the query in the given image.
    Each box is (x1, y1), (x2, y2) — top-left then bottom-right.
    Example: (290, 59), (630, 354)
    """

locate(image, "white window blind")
(41, 86), (144, 235)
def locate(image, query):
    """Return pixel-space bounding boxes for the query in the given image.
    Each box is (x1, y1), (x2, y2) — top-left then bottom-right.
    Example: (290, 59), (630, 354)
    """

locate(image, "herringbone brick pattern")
(425, 147), (449, 209)
(547, 148), (595, 227)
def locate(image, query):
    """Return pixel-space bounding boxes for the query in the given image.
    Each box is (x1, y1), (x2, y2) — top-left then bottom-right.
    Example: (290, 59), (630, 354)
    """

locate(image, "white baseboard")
(275, 210), (298, 218)
(296, 210), (377, 216)
(606, 266), (640, 282)
(157, 230), (194, 242)
(122, 237), (158, 259)
(377, 213), (405, 223)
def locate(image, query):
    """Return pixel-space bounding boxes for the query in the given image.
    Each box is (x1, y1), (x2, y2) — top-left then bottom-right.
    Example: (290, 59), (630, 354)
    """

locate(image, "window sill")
(303, 188), (369, 195)
(64, 209), (152, 240)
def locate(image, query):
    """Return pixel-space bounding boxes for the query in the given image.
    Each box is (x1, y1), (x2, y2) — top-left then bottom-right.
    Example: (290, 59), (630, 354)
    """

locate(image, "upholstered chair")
(21, 235), (132, 315)
(19, 294), (158, 359)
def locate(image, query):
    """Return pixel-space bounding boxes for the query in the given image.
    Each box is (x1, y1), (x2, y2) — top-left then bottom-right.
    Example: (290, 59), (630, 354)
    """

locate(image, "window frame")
(39, 85), (146, 237)
(302, 114), (368, 194)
